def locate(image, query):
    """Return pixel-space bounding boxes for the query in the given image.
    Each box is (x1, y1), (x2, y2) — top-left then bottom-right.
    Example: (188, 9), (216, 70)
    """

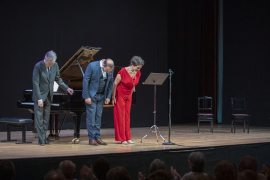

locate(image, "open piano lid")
(59, 46), (101, 89)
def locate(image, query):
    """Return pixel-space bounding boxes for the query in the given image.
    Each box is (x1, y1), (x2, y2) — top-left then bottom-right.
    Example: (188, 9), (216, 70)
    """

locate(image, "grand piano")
(17, 46), (136, 143)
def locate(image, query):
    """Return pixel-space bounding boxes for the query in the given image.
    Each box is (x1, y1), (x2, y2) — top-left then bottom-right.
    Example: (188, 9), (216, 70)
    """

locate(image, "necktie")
(47, 67), (51, 80)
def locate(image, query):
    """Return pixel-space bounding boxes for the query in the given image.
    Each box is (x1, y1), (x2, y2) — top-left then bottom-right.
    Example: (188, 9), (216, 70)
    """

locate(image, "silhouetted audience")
(262, 164), (270, 180)
(16, 154), (270, 180)
(138, 159), (166, 180)
(80, 156), (110, 180)
(181, 152), (207, 179)
(149, 159), (166, 173)
(80, 164), (96, 180)
(58, 160), (76, 180)
(238, 156), (267, 180)
(197, 174), (215, 180)
(238, 169), (259, 180)
(171, 166), (181, 180)
(148, 169), (172, 180)
(44, 170), (65, 180)
(239, 156), (258, 172)
(106, 166), (131, 180)
(93, 156), (110, 180)
(181, 172), (196, 180)
(214, 160), (238, 180)
(0, 160), (15, 180)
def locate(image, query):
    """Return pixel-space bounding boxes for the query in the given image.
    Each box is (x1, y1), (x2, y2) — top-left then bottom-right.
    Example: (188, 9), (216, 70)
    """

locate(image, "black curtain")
(0, 0), (168, 131)
(168, 0), (202, 123)
(223, 0), (270, 126)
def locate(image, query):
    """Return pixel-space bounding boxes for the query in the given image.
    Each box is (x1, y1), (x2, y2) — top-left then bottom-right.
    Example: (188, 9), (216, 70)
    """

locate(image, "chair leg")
(198, 120), (199, 133)
(231, 120), (233, 133)
(211, 121), (213, 133)
(7, 123), (11, 141)
(22, 124), (26, 143)
(234, 120), (236, 133)
(243, 121), (245, 133)
(248, 119), (249, 134)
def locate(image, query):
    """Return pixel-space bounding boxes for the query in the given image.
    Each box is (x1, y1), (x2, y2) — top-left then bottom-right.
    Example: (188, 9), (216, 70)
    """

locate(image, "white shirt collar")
(44, 59), (50, 70)
(100, 60), (107, 78)
(100, 60), (104, 68)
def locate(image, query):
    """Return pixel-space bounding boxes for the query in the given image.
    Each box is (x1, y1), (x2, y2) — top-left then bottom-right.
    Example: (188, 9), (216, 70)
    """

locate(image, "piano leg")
(48, 114), (60, 140)
(55, 114), (59, 140)
(72, 112), (82, 144)
(73, 113), (81, 138)
(49, 114), (53, 135)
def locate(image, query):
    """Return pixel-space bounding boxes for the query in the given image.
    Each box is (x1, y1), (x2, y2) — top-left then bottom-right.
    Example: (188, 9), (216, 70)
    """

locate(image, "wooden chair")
(231, 97), (250, 133)
(197, 96), (214, 133)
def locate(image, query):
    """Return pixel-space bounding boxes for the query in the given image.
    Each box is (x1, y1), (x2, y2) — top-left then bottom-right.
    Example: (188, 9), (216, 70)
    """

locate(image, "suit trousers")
(34, 96), (51, 144)
(85, 94), (105, 140)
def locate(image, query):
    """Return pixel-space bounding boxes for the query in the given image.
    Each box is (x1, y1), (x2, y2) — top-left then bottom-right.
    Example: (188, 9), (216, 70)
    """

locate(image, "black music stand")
(141, 73), (169, 143)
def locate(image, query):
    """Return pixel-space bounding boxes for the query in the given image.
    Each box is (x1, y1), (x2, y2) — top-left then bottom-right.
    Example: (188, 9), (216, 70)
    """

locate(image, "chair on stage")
(231, 97), (250, 133)
(197, 96), (214, 133)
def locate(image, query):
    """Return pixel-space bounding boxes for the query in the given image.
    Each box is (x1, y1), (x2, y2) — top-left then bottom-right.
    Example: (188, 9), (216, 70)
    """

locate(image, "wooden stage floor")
(1, 123), (270, 160)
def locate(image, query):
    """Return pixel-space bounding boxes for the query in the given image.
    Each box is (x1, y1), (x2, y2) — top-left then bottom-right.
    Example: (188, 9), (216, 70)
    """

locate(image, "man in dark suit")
(32, 50), (73, 146)
(82, 59), (114, 146)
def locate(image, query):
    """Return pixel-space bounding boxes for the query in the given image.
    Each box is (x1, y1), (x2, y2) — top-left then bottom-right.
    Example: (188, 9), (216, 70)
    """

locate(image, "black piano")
(17, 46), (136, 142)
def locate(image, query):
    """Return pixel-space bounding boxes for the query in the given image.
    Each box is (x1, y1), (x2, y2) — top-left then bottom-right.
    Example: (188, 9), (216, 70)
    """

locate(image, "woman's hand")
(112, 97), (116, 105)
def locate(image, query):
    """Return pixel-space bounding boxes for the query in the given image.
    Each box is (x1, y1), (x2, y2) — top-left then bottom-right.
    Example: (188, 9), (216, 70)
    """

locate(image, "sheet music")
(53, 81), (59, 92)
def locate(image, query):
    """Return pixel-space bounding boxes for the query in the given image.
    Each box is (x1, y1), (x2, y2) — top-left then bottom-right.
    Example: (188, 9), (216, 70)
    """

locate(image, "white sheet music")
(53, 81), (59, 92)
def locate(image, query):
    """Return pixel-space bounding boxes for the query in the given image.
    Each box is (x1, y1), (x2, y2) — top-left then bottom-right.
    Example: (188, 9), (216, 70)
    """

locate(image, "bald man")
(82, 59), (114, 146)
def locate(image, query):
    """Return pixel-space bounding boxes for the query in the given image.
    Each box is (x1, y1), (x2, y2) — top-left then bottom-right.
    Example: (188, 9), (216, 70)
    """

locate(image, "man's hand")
(171, 166), (181, 180)
(80, 164), (90, 180)
(38, 100), (43, 107)
(105, 98), (110, 105)
(80, 164), (96, 180)
(263, 164), (270, 179)
(67, 88), (74, 95)
(112, 97), (116, 105)
(85, 98), (91, 105)
(138, 171), (145, 180)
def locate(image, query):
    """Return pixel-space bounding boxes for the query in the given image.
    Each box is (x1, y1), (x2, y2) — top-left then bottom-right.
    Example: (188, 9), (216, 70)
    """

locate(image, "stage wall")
(0, 0), (169, 131)
(222, 0), (270, 126)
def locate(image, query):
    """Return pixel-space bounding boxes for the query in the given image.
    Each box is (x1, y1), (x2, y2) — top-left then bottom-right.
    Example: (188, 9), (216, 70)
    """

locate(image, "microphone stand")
(163, 69), (175, 145)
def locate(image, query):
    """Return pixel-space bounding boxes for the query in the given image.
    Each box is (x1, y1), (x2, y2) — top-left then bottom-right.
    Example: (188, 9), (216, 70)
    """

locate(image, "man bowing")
(82, 58), (114, 146)
(32, 50), (73, 146)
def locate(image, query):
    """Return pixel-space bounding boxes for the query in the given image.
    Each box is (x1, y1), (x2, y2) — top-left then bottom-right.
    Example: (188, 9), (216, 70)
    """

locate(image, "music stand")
(141, 73), (169, 143)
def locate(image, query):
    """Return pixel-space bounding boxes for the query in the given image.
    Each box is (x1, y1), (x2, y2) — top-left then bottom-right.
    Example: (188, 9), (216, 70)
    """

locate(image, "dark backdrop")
(168, 0), (202, 123)
(0, 0), (169, 131)
(3, 0), (269, 131)
(223, 0), (270, 126)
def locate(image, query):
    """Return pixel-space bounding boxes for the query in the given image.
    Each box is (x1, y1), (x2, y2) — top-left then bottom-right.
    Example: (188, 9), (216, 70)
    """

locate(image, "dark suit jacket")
(32, 60), (69, 102)
(82, 61), (114, 100)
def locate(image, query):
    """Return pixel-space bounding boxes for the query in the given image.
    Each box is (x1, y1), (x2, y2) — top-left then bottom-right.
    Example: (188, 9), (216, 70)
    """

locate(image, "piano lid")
(60, 46), (101, 81)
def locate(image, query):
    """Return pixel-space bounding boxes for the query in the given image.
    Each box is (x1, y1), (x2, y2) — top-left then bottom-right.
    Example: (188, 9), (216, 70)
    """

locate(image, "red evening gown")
(113, 68), (141, 141)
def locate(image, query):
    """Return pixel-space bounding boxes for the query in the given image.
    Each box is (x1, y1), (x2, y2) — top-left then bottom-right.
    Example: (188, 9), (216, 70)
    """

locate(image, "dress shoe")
(127, 140), (135, 144)
(96, 139), (107, 145)
(121, 141), (128, 145)
(89, 140), (99, 146)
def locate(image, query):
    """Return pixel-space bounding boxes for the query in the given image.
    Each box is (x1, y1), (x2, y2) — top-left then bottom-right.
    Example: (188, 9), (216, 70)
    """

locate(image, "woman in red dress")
(112, 56), (144, 144)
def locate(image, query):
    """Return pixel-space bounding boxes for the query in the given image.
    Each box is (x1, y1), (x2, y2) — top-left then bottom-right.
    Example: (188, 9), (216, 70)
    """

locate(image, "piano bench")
(0, 117), (33, 144)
